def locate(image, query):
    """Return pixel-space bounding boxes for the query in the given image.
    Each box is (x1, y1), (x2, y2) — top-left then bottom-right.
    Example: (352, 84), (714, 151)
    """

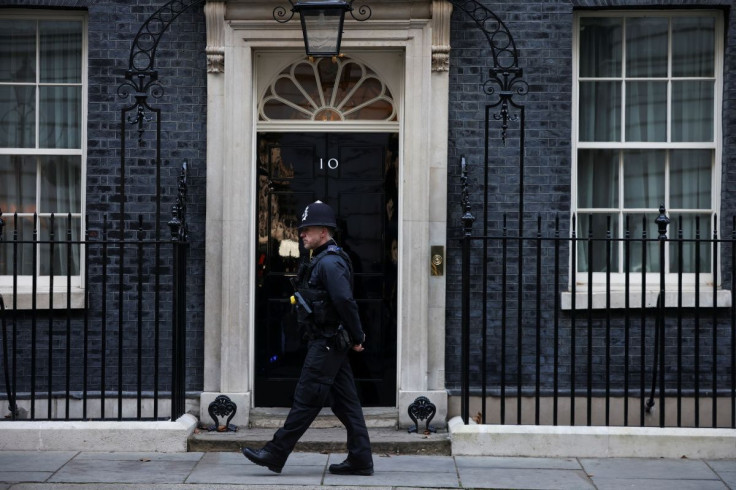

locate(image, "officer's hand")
(352, 343), (364, 352)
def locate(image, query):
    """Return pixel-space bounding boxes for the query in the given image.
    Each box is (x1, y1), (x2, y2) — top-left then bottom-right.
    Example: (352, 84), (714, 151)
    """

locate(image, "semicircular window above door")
(258, 57), (397, 122)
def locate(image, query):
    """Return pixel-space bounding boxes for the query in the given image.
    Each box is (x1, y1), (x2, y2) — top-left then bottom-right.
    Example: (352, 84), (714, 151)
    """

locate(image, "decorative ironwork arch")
(448, 0), (528, 142)
(118, 0), (207, 144)
(446, 1), (527, 427)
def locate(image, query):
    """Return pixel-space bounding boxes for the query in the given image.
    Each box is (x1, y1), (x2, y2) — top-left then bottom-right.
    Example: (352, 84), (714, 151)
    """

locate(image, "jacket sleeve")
(316, 255), (365, 344)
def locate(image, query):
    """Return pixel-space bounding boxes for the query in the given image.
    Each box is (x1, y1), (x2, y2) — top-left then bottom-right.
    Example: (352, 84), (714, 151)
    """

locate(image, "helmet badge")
(302, 200), (324, 224)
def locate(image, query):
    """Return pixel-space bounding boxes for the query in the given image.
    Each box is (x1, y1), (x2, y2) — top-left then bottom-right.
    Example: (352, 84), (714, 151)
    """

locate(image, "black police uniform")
(262, 239), (373, 470)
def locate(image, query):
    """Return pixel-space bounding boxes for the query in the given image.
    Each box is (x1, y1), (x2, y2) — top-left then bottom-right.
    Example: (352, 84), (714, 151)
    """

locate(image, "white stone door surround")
(200, 0), (452, 428)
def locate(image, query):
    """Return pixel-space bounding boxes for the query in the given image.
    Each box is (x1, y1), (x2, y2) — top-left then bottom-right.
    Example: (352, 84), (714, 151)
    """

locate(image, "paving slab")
(323, 471), (459, 488)
(707, 460), (736, 489)
(454, 456), (592, 489)
(0, 471), (55, 484)
(188, 451), (329, 486)
(455, 456), (582, 470)
(72, 452), (203, 462)
(707, 460), (736, 472)
(0, 451), (77, 485)
(322, 454), (460, 488)
(458, 467), (594, 489)
(198, 450), (329, 467)
(187, 463), (326, 486)
(0, 451), (76, 472)
(580, 458), (721, 480)
(368, 454), (457, 473)
(591, 478), (728, 489)
(47, 457), (198, 484)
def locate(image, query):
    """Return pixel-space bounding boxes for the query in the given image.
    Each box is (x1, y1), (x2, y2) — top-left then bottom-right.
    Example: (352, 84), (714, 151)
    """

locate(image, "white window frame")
(0, 10), (88, 309)
(567, 9), (726, 309)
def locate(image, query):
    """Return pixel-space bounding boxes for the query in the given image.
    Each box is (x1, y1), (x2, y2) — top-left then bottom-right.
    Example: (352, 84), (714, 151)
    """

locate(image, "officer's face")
(300, 226), (329, 250)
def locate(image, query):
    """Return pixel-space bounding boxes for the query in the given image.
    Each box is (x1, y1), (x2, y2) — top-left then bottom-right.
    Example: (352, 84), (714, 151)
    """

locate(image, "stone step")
(191, 407), (449, 455)
(247, 407), (400, 429)
(188, 426), (451, 455)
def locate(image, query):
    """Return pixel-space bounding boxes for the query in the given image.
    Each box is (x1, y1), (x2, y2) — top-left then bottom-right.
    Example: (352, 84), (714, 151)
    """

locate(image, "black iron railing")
(458, 169), (735, 428)
(0, 166), (189, 422)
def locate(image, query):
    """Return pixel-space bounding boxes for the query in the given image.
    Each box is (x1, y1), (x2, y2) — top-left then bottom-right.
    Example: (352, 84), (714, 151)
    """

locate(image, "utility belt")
(291, 287), (341, 338)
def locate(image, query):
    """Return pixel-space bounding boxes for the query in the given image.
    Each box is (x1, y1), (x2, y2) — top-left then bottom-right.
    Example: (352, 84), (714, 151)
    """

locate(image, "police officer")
(242, 201), (373, 476)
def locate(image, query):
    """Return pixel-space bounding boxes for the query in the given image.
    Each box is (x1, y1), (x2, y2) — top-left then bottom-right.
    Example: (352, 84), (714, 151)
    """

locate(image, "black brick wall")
(1, 0), (207, 397)
(446, 0), (735, 395)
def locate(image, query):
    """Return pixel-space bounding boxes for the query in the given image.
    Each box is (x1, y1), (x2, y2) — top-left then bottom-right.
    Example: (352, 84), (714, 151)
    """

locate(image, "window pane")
(40, 21), (82, 83)
(670, 150), (711, 209)
(0, 85), (36, 148)
(672, 81), (713, 142)
(672, 17), (715, 77)
(0, 20), (36, 83)
(577, 213), (619, 272)
(579, 81), (620, 141)
(577, 149), (618, 208)
(623, 150), (665, 209)
(273, 77), (313, 111)
(625, 81), (666, 142)
(40, 156), (81, 214)
(626, 17), (668, 78)
(0, 154), (36, 214)
(38, 215), (80, 276)
(262, 97), (312, 120)
(0, 215), (36, 275)
(625, 213), (659, 273)
(39, 85), (81, 148)
(579, 17), (622, 77)
(296, 61), (320, 107)
(669, 214), (712, 273)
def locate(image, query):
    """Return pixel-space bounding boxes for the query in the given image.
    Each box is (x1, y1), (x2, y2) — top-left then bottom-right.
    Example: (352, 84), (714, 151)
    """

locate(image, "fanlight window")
(259, 57), (396, 122)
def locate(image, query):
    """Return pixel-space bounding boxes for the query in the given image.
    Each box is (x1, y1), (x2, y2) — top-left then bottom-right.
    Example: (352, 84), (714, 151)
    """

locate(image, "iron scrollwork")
(448, 0), (528, 143)
(460, 157), (475, 235)
(117, 0), (207, 145)
(207, 394), (238, 432)
(168, 161), (189, 244)
(407, 396), (437, 433)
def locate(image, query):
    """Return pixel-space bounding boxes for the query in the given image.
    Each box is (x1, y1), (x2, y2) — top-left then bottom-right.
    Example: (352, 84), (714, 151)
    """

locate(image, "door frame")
(200, 0), (451, 429)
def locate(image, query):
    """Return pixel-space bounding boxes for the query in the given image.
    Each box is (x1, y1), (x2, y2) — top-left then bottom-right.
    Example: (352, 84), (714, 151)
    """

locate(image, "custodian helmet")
(298, 200), (337, 230)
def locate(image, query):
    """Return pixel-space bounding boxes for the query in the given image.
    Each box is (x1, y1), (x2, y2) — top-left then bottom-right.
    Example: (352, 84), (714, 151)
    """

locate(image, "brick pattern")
(445, 0), (736, 395)
(1, 0), (207, 395)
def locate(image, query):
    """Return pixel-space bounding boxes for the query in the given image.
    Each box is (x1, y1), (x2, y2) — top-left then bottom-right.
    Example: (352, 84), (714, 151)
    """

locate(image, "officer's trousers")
(265, 337), (372, 467)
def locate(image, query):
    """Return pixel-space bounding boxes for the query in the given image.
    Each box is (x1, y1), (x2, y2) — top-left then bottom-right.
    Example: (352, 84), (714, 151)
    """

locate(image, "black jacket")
(306, 241), (365, 344)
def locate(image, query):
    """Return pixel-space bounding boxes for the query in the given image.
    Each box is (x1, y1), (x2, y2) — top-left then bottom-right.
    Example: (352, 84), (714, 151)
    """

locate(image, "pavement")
(0, 450), (735, 489)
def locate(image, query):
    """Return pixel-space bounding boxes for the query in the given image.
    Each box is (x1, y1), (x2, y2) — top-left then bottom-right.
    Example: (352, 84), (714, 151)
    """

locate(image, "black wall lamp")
(274, 0), (371, 57)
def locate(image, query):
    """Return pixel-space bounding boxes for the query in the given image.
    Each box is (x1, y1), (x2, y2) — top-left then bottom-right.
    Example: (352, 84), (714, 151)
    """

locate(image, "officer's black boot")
(241, 447), (285, 474)
(328, 459), (374, 476)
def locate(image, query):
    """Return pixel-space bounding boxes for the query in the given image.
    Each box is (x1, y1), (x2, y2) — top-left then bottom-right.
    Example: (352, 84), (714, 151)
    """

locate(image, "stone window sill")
(561, 289), (732, 310)
(0, 288), (86, 310)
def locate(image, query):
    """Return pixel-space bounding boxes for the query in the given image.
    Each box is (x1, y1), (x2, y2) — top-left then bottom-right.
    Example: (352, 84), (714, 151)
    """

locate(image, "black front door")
(254, 132), (398, 407)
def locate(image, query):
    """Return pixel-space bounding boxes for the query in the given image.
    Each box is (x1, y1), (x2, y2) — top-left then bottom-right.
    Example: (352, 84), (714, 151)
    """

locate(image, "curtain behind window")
(0, 18), (83, 278)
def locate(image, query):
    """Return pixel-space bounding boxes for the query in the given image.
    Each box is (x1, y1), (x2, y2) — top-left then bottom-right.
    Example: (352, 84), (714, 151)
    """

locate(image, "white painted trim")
(205, 1), (445, 415)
